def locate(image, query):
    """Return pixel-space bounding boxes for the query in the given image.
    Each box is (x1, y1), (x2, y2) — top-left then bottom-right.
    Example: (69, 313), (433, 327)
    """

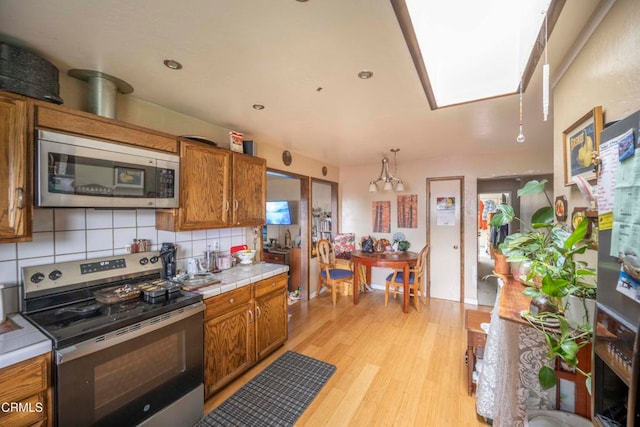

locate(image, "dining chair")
(384, 245), (429, 311)
(317, 239), (354, 305)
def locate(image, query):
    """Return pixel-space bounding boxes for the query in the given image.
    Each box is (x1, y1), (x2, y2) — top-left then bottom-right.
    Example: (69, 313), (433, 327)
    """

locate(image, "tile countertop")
(0, 314), (52, 369)
(195, 262), (290, 299)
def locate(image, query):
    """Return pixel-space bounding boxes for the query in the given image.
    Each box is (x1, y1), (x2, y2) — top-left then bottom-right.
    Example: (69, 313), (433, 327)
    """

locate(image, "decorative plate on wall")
(282, 150), (292, 166)
(555, 195), (567, 221)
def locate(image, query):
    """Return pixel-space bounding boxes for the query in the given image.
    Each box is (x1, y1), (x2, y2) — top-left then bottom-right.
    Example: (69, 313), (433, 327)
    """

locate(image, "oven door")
(55, 306), (203, 427)
(36, 130), (179, 208)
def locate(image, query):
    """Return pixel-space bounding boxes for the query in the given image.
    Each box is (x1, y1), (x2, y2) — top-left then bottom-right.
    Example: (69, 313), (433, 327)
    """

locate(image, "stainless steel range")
(21, 252), (205, 427)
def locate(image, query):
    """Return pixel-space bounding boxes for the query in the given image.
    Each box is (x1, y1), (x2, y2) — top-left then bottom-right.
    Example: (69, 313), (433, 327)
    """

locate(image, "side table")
(465, 309), (491, 395)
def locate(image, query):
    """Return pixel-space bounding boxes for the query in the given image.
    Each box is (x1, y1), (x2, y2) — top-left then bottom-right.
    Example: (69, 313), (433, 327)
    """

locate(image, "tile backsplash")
(0, 208), (248, 314)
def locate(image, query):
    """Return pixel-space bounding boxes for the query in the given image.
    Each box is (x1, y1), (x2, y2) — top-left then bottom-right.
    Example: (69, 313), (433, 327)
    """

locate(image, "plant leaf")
(522, 287), (542, 298)
(531, 206), (554, 226)
(517, 179), (548, 197)
(539, 365), (557, 389)
(564, 218), (588, 249)
(585, 377), (592, 395)
(490, 204), (514, 226)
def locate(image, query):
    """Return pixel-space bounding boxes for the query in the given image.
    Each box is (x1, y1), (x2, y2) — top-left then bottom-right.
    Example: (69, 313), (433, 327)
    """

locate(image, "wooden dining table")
(350, 250), (419, 313)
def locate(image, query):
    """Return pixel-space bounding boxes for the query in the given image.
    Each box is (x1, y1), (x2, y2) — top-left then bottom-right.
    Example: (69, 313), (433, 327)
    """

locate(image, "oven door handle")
(56, 302), (204, 364)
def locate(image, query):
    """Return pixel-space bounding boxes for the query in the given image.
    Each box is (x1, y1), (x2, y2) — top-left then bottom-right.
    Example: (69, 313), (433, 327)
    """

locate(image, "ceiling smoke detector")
(358, 70), (374, 79)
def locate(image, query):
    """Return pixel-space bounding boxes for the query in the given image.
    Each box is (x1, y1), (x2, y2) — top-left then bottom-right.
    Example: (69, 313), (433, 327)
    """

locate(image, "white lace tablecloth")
(475, 281), (555, 426)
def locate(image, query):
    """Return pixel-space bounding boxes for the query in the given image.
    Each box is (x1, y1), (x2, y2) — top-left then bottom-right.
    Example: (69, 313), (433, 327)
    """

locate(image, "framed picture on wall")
(562, 106), (603, 186)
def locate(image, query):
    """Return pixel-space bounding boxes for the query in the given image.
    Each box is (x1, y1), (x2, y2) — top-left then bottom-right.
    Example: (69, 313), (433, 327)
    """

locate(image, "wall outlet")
(211, 240), (219, 251)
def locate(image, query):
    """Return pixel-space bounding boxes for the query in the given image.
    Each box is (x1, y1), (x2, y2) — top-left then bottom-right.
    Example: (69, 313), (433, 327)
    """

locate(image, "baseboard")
(464, 297), (479, 305)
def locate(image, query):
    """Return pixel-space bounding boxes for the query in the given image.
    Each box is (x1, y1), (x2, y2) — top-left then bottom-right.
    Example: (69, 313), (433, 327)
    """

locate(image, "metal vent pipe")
(68, 69), (133, 119)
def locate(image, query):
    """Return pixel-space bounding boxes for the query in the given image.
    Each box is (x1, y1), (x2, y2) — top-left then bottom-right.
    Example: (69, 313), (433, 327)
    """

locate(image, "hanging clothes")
(479, 200), (487, 230)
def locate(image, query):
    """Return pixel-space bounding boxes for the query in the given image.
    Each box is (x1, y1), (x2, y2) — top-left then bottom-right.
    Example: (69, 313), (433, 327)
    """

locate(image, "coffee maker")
(160, 242), (177, 278)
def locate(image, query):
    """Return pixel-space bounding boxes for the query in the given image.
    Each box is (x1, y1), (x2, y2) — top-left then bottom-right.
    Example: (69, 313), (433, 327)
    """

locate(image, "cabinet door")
(255, 282), (288, 360)
(178, 140), (230, 230)
(0, 93), (31, 242)
(231, 153), (266, 226)
(204, 302), (255, 398)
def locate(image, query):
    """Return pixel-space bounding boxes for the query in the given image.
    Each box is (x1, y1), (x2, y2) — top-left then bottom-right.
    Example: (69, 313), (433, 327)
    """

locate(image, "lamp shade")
(396, 181), (405, 192)
(383, 181), (392, 191)
(369, 182), (378, 192)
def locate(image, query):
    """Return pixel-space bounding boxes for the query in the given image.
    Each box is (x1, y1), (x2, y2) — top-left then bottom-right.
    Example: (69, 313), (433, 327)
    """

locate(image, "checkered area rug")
(195, 351), (336, 427)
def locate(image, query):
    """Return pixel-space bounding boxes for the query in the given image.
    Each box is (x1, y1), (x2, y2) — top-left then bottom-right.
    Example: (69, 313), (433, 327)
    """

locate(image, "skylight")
(392, 0), (561, 109)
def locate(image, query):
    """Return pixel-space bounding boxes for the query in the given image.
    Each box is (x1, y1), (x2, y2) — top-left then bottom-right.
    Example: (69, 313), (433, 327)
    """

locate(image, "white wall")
(340, 150), (552, 303)
(553, 0), (640, 271)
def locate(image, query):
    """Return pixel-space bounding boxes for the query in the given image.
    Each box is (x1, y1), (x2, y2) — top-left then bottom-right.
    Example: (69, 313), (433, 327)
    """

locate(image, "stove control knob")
(30, 272), (45, 283)
(139, 257), (149, 265)
(150, 256), (159, 264)
(48, 270), (63, 281)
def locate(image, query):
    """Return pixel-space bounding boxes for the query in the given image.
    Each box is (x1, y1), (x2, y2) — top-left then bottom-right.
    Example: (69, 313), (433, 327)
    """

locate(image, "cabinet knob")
(256, 306), (262, 318)
(248, 309), (254, 323)
(228, 297), (234, 304)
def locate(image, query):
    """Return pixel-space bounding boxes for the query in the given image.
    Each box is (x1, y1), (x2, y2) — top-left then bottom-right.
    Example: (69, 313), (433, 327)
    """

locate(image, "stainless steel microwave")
(36, 130), (180, 208)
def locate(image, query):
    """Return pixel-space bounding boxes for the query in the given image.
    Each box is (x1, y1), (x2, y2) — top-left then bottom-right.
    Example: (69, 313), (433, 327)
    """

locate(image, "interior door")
(427, 177), (464, 301)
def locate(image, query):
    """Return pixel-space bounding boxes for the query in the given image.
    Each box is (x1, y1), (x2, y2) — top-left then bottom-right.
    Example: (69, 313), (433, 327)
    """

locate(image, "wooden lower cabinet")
(0, 352), (52, 427)
(255, 275), (289, 360)
(204, 294), (255, 398)
(203, 273), (289, 399)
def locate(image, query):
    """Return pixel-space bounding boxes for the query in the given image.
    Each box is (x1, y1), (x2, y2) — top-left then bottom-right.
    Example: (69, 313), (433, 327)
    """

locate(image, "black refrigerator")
(592, 109), (640, 426)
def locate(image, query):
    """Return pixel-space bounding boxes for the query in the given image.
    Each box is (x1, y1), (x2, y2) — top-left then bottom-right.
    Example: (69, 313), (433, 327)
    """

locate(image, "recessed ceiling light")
(358, 70), (374, 79)
(253, 104), (265, 110)
(163, 59), (183, 70)
(296, 0), (309, 2)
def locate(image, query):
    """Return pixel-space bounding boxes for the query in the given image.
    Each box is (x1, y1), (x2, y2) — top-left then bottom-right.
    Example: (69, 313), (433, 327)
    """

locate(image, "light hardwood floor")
(203, 290), (491, 426)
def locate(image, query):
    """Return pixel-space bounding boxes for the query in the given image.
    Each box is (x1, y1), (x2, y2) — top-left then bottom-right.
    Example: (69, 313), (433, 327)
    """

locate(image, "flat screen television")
(266, 200), (292, 225)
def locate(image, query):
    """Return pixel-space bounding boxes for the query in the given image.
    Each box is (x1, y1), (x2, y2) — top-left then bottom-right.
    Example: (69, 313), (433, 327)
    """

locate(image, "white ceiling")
(0, 0), (601, 167)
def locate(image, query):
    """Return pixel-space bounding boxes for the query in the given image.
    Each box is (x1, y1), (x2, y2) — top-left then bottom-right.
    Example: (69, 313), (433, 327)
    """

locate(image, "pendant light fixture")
(516, 78), (526, 143)
(369, 149), (405, 192)
(542, 10), (550, 121)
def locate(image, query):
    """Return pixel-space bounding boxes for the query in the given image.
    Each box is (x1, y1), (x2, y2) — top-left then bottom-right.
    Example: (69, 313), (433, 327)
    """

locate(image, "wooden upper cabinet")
(35, 103), (178, 153)
(231, 153), (266, 227)
(0, 92), (32, 242)
(157, 140), (266, 231)
(157, 140), (231, 231)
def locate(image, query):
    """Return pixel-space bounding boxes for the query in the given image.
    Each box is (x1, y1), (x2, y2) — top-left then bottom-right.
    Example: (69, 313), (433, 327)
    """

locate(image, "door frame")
(266, 168), (310, 299)
(426, 176), (465, 301)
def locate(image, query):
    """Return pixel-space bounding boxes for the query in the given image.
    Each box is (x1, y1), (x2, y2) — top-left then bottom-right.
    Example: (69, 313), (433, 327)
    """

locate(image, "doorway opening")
(476, 174), (553, 306)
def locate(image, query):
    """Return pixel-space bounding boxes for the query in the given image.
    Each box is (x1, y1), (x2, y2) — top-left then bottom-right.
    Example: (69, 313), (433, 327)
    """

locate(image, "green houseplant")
(489, 179), (597, 391)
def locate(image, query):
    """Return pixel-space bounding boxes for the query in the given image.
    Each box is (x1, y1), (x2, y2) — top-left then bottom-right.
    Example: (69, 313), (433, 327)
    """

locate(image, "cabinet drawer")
(204, 286), (252, 321)
(0, 353), (49, 403)
(263, 252), (286, 264)
(0, 390), (48, 426)
(467, 330), (487, 349)
(255, 274), (288, 298)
